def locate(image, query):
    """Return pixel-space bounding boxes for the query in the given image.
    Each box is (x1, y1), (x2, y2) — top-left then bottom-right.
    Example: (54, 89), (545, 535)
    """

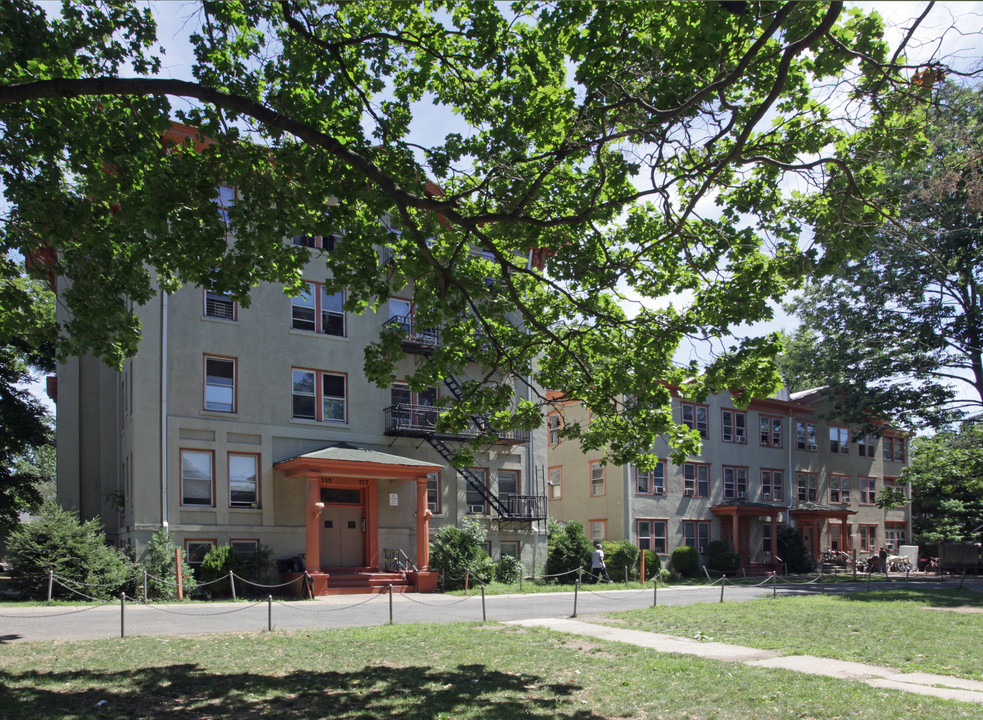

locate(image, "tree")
(783, 82), (983, 431)
(544, 520), (592, 581)
(0, 1), (966, 465)
(904, 423), (983, 545)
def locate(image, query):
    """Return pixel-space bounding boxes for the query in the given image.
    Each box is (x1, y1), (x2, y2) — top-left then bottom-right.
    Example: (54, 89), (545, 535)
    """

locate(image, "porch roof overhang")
(275, 442), (444, 480)
(710, 500), (785, 517)
(789, 502), (857, 520)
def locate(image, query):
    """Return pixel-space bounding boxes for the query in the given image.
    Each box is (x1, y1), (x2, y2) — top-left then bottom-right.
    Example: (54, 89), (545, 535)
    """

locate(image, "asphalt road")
(2, 577), (976, 644)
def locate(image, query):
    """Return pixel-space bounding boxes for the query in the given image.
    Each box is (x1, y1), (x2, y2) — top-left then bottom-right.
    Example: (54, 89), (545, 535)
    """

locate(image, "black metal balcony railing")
(501, 494), (546, 521)
(383, 315), (441, 353)
(383, 404), (477, 439)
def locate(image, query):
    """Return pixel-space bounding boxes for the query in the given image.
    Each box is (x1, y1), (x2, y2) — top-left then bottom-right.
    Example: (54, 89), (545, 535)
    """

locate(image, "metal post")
(389, 584), (394, 625)
(229, 571), (237, 601)
(176, 547), (184, 601)
(959, 569), (966, 589)
(720, 575), (725, 603)
(268, 595), (272, 632)
(772, 571), (777, 598)
(143, 570), (148, 602)
(652, 579), (657, 607)
(572, 579), (579, 618)
(120, 592), (126, 638)
(464, 570), (470, 596)
(481, 585), (486, 622)
(519, 573), (523, 592)
(624, 567), (628, 584)
(820, 569), (825, 595)
(47, 570), (54, 603)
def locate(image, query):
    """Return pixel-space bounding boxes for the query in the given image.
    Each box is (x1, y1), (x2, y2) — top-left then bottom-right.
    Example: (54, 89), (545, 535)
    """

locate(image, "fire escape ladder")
(424, 436), (511, 518)
(439, 374), (491, 433)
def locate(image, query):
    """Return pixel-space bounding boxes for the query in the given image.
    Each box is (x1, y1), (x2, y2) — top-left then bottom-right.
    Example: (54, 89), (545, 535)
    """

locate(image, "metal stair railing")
(424, 436), (512, 518)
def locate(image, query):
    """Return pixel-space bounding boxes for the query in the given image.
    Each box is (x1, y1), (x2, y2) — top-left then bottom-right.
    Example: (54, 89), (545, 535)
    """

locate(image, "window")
(796, 420), (817, 450)
(230, 539), (259, 563)
(762, 522), (773, 555)
(829, 474), (849, 504)
(859, 476), (877, 505)
(204, 289), (236, 320)
(204, 356), (235, 412)
(683, 463), (710, 497)
(636, 461), (666, 495)
(721, 409), (747, 443)
(760, 469), (783, 501)
(590, 461), (605, 496)
(759, 415), (783, 447)
(590, 520), (606, 541)
(427, 472), (441, 514)
(859, 524), (878, 552)
(291, 282), (345, 336)
(498, 469), (519, 505)
(636, 519), (668, 554)
(229, 453), (259, 508)
(548, 466), (562, 500)
(466, 468), (489, 514)
(829, 426), (849, 454)
(884, 522), (907, 550)
(180, 450), (214, 507)
(500, 541), (520, 559)
(682, 521), (711, 552)
(883, 436), (906, 463)
(292, 234), (340, 251)
(796, 472), (817, 502)
(681, 402), (708, 438)
(185, 539), (216, 568)
(857, 433), (876, 458)
(547, 413), (562, 445)
(723, 466), (748, 499)
(884, 477), (907, 506)
(214, 184), (235, 224)
(291, 369), (346, 422)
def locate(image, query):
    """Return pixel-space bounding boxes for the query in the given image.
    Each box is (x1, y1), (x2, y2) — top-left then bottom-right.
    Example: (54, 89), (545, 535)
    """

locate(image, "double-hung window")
(466, 468), (489, 514)
(884, 522), (907, 550)
(859, 476), (877, 505)
(796, 472), (818, 502)
(796, 420), (817, 450)
(547, 413), (562, 445)
(229, 453), (259, 508)
(759, 415), (782, 447)
(498, 469), (519, 507)
(292, 282), (345, 336)
(830, 475), (850, 505)
(548, 466), (562, 500)
(291, 369), (346, 422)
(857, 433), (876, 458)
(723, 466), (748, 499)
(680, 402), (708, 438)
(204, 356), (235, 412)
(427, 472), (441, 514)
(214, 184), (235, 225)
(829, 426), (849, 454)
(181, 450), (214, 507)
(590, 461), (605, 496)
(683, 463), (710, 497)
(292, 234), (340, 251)
(635, 461), (666, 495)
(682, 520), (710, 552)
(883, 436), (906, 463)
(636, 519), (668, 554)
(760, 469), (783, 501)
(721, 409), (747, 443)
(859, 524), (877, 552)
(884, 477), (906, 506)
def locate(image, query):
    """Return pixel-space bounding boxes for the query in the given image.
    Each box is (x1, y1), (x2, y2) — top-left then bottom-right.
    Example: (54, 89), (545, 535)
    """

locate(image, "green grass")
(0, 620), (980, 719)
(599, 588), (983, 680)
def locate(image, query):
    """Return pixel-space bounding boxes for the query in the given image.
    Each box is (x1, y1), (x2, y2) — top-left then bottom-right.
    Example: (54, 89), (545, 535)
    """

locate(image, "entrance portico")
(275, 443), (444, 594)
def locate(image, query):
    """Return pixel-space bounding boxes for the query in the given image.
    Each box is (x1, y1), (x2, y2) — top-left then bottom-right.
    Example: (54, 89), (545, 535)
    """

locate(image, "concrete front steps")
(324, 568), (412, 595)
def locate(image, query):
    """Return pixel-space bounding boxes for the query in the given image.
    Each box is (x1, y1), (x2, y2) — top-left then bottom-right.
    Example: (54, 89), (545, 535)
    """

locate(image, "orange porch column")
(731, 511), (739, 556)
(415, 476), (431, 570)
(770, 515), (778, 561)
(305, 473), (322, 571)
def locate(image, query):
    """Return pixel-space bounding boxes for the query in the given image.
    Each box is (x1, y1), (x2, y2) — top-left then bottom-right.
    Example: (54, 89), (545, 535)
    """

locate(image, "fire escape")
(382, 314), (545, 521)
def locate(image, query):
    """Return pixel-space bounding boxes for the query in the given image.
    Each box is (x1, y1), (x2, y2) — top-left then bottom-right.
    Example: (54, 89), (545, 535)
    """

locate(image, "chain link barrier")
(272, 594), (383, 613)
(126, 595), (267, 616)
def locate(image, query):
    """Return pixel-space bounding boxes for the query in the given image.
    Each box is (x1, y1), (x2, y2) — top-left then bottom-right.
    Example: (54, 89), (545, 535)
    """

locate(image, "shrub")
(640, 549), (661, 580)
(706, 540), (741, 573)
(7, 502), (133, 600)
(669, 545), (700, 577)
(777, 524), (812, 573)
(472, 554), (496, 585)
(602, 540), (639, 582)
(430, 515), (488, 590)
(544, 521), (592, 582)
(705, 540), (730, 557)
(495, 554), (523, 584)
(197, 544), (246, 597)
(138, 528), (198, 600)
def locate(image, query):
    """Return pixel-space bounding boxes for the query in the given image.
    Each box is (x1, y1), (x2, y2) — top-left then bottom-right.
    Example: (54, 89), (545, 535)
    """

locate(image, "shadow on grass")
(0, 662), (595, 719)
(837, 587), (983, 608)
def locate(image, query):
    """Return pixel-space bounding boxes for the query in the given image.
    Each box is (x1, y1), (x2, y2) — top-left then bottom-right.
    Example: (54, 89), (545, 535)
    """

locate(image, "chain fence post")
(481, 585), (486, 622)
(519, 572), (523, 592)
(120, 592), (126, 638)
(719, 575), (726, 603)
(47, 570), (54, 603)
(176, 547), (184, 601)
(772, 571), (777, 598)
(820, 568), (825, 595)
(464, 570), (470, 596)
(143, 570), (148, 602)
(389, 584), (394, 625)
(652, 579), (657, 607)
(229, 571), (237, 601)
(268, 595), (273, 632)
(959, 569), (966, 589)
(572, 578), (579, 618)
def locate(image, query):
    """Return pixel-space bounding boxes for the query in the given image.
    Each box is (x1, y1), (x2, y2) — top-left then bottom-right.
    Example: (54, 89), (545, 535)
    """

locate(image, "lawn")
(0, 597), (981, 719)
(599, 588), (983, 681)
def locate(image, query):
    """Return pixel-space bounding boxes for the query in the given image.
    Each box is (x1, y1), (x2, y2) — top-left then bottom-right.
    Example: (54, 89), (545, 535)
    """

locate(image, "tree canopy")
(782, 81), (983, 432)
(0, 0), (969, 465)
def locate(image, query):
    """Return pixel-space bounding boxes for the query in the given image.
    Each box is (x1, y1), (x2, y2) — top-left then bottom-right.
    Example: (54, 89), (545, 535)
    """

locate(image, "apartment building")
(54, 231), (547, 594)
(546, 387), (911, 572)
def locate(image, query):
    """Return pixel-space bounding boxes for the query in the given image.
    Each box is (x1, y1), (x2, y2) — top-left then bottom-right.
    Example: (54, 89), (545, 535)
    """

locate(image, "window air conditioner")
(683, 488), (695, 496)
(654, 487), (665, 495)
(762, 492), (771, 500)
(738, 491), (747, 499)
(698, 545), (707, 554)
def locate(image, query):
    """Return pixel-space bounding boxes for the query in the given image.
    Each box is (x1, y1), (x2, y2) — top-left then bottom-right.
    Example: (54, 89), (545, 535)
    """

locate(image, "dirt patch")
(923, 605), (983, 614)
(562, 638), (608, 654)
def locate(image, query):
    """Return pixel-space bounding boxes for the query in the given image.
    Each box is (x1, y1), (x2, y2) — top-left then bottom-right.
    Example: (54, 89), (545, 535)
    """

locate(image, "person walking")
(591, 541), (612, 583)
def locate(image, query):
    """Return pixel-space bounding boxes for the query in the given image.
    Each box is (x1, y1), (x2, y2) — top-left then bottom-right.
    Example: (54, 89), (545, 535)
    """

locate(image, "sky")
(21, 0), (983, 411)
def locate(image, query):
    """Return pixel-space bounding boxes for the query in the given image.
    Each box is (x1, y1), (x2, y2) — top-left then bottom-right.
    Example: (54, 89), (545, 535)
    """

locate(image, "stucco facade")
(547, 388), (911, 571)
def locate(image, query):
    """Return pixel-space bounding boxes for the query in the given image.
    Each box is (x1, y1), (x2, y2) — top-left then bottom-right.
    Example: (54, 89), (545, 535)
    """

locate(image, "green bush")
(669, 545), (700, 577)
(544, 521), (592, 582)
(705, 540), (730, 557)
(197, 544), (246, 597)
(430, 515), (488, 590)
(472, 554), (496, 585)
(656, 567), (671, 584)
(138, 528), (198, 600)
(706, 540), (741, 573)
(495, 554), (523, 584)
(777, 524), (812, 573)
(7, 502), (133, 600)
(602, 540), (639, 582)
(640, 549), (661, 580)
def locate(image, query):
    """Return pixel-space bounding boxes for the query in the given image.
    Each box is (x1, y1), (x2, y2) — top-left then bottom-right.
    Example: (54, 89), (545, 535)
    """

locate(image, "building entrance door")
(319, 488), (365, 567)
(798, 525), (813, 559)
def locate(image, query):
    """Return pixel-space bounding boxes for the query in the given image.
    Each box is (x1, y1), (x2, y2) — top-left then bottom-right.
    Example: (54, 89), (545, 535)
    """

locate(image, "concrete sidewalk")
(507, 618), (983, 705)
